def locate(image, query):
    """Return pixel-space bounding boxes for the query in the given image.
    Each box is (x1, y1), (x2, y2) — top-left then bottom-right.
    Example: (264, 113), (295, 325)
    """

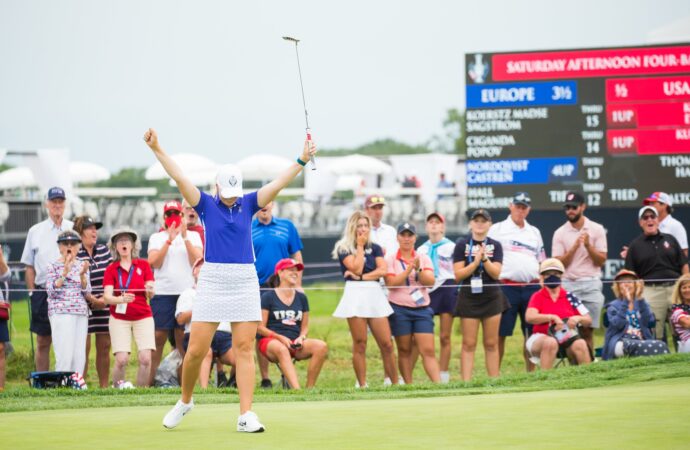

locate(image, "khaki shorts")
(109, 316), (156, 354)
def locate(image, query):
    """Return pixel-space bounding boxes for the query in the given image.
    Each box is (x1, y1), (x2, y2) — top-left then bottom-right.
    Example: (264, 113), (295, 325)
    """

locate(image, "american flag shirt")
(46, 260), (91, 317)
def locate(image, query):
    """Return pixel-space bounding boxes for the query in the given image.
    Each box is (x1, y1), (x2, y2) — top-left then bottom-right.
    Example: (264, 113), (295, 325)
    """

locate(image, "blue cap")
(397, 222), (417, 235)
(512, 191), (531, 206)
(47, 186), (66, 200)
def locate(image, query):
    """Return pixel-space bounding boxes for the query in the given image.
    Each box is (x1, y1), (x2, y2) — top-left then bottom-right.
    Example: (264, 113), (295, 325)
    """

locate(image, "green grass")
(1, 378), (688, 449)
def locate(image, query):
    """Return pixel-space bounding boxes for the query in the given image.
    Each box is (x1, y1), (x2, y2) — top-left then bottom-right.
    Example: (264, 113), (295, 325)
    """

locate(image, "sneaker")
(114, 380), (134, 389)
(260, 378), (273, 389)
(354, 380), (368, 389)
(163, 399), (194, 429)
(237, 411), (265, 433)
(398, 378), (405, 385)
(383, 377), (392, 387)
(440, 371), (450, 384)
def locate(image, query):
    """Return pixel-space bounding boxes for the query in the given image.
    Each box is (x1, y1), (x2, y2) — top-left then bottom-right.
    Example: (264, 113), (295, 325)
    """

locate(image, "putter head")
(282, 36), (300, 43)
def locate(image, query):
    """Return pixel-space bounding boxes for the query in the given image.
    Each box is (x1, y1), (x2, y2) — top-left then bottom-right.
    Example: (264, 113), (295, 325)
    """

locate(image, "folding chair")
(667, 306), (680, 353)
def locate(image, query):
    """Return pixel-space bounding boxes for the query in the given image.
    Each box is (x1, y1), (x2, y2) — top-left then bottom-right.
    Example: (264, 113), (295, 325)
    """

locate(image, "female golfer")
(453, 209), (508, 381)
(146, 129), (316, 433)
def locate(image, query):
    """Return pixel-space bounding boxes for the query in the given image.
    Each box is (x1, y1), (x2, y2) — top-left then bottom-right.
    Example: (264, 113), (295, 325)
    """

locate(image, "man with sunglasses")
(625, 206), (688, 340)
(552, 191), (607, 354)
(147, 200), (203, 386)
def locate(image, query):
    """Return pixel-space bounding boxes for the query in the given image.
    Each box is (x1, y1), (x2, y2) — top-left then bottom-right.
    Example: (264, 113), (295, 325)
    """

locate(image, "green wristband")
(296, 157), (307, 167)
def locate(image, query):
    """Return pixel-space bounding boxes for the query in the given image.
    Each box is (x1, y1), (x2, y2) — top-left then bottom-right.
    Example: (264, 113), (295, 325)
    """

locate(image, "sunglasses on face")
(165, 210), (181, 217)
(641, 215), (656, 221)
(564, 205), (579, 211)
(368, 197), (385, 204)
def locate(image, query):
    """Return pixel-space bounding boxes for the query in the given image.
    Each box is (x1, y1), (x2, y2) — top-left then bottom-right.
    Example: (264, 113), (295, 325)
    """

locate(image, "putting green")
(3, 378), (687, 449)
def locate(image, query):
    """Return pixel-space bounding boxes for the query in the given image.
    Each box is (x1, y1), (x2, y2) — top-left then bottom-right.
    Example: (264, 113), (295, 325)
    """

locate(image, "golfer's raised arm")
(257, 139), (316, 207)
(144, 128), (201, 207)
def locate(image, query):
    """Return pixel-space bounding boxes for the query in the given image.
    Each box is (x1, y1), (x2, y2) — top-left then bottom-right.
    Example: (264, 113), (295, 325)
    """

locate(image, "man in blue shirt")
(251, 201), (304, 387)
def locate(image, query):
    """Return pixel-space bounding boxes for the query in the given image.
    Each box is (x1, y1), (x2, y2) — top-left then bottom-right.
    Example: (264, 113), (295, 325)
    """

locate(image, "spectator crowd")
(0, 185), (689, 392)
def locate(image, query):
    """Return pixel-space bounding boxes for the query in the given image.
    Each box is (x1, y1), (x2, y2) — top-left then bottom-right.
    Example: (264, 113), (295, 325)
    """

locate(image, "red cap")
(365, 194), (386, 208)
(163, 200), (183, 213)
(426, 212), (445, 223)
(274, 258), (305, 274)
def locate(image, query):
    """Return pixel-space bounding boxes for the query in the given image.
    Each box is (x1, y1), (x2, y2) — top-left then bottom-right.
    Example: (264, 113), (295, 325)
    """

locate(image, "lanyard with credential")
(117, 266), (135, 294)
(466, 239), (484, 274)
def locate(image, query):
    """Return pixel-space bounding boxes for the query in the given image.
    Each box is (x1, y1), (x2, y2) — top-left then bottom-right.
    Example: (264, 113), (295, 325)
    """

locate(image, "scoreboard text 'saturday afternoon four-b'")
(465, 43), (690, 210)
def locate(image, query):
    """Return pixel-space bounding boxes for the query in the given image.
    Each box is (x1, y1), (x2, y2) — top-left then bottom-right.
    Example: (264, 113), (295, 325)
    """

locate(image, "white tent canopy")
(70, 161), (110, 183)
(237, 154), (294, 181)
(0, 167), (35, 189)
(145, 153), (217, 183)
(327, 154), (392, 176)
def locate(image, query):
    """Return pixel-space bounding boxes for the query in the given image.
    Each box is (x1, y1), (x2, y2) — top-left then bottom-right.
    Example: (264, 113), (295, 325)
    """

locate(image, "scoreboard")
(464, 43), (690, 210)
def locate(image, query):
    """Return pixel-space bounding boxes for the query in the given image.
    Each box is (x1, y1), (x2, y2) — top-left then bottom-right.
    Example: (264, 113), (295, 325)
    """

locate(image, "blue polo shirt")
(252, 217), (303, 284)
(194, 191), (261, 264)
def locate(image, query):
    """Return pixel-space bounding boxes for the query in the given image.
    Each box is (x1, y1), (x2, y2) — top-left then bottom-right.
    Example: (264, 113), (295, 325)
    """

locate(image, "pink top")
(552, 217), (607, 280)
(385, 250), (434, 308)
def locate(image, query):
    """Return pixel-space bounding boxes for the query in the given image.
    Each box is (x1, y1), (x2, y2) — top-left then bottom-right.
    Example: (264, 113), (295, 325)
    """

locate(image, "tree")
(427, 108), (466, 157)
(83, 167), (177, 193)
(321, 138), (430, 156)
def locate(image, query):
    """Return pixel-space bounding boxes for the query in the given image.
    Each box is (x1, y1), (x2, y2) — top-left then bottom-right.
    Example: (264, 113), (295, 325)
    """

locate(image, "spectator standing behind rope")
(642, 192), (688, 257)
(487, 192), (545, 372)
(147, 200), (203, 386)
(670, 274), (690, 353)
(624, 206), (689, 340)
(332, 211), (398, 388)
(148, 128), (316, 433)
(364, 195), (398, 256)
(525, 258), (592, 369)
(453, 209), (508, 381)
(45, 230), (91, 377)
(252, 200), (304, 389)
(416, 212), (456, 384)
(602, 269), (669, 360)
(258, 258), (328, 389)
(103, 228), (156, 388)
(21, 186), (74, 372)
(73, 216), (113, 388)
(0, 247), (12, 392)
(552, 191), (607, 355)
(183, 199), (205, 248)
(384, 223), (440, 384)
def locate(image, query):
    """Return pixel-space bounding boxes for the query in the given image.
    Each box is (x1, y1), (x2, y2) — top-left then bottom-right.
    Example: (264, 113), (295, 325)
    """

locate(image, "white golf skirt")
(333, 281), (393, 318)
(192, 262), (261, 323)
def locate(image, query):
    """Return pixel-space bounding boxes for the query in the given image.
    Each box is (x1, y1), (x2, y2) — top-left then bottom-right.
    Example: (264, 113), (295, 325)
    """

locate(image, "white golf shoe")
(163, 399), (194, 429)
(237, 411), (265, 433)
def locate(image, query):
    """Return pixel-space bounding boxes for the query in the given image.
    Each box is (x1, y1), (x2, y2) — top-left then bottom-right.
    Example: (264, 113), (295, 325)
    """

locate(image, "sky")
(1, 0), (689, 172)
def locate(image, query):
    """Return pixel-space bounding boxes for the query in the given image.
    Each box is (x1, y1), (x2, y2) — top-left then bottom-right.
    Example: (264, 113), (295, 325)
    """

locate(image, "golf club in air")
(283, 36), (316, 170)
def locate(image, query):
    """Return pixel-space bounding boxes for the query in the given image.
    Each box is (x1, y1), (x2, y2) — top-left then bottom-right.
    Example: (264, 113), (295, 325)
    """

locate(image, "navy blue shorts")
(151, 295), (183, 330)
(388, 303), (435, 337)
(183, 331), (233, 357)
(0, 319), (9, 342)
(429, 279), (458, 315)
(30, 289), (51, 336)
(499, 284), (539, 337)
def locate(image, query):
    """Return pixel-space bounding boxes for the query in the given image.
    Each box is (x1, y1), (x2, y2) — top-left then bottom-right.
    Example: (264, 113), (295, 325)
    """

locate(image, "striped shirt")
(77, 244), (112, 296)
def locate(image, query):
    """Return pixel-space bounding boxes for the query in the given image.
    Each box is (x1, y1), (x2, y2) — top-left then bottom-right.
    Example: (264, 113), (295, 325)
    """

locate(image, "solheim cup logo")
(468, 54), (490, 84)
(228, 176), (238, 187)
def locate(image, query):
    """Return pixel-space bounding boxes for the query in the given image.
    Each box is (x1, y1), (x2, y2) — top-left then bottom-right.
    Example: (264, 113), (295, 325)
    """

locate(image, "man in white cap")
(625, 205), (688, 340)
(364, 194), (398, 256)
(643, 192), (688, 257)
(21, 187), (74, 371)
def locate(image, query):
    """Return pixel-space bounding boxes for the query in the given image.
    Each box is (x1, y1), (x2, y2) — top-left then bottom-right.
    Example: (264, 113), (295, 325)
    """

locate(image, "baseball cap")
(511, 191), (531, 206)
(365, 194), (386, 208)
(470, 209), (492, 221)
(539, 258), (565, 274)
(397, 222), (416, 235)
(638, 205), (658, 220)
(643, 192), (673, 207)
(47, 186), (66, 200)
(564, 191), (585, 207)
(426, 212), (445, 223)
(274, 258), (304, 274)
(73, 216), (103, 234)
(56, 230), (81, 244)
(163, 200), (183, 213)
(215, 164), (243, 199)
(613, 269), (639, 281)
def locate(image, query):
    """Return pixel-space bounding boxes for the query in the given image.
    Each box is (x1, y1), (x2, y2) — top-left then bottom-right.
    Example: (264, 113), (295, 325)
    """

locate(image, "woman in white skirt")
(145, 128), (316, 433)
(332, 211), (398, 387)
